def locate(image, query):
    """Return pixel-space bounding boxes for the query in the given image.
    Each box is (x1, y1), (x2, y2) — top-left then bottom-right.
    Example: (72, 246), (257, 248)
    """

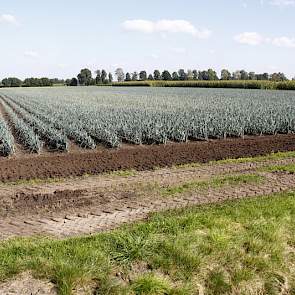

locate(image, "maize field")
(0, 86), (295, 157)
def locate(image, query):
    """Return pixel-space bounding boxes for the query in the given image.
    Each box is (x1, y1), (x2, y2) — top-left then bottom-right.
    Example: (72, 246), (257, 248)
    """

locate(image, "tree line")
(66, 68), (113, 86)
(0, 67), (292, 88)
(0, 77), (65, 87)
(113, 68), (289, 83)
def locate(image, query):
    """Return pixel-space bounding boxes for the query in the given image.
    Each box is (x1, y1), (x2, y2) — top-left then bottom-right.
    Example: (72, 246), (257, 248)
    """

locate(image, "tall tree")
(162, 70), (172, 81)
(262, 73), (269, 80)
(132, 72), (138, 81)
(2, 77), (22, 87)
(249, 72), (256, 80)
(221, 69), (231, 80)
(115, 68), (125, 82)
(172, 72), (179, 81)
(270, 72), (287, 81)
(178, 69), (187, 80)
(77, 68), (92, 86)
(240, 70), (249, 80)
(95, 70), (102, 84)
(208, 69), (218, 80)
(187, 69), (193, 80)
(108, 73), (113, 83)
(139, 71), (147, 81)
(153, 70), (161, 80)
(125, 72), (131, 81)
(148, 74), (154, 80)
(192, 70), (198, 80)
(101, 70), (107, 83)
(233, 70), (242, 80)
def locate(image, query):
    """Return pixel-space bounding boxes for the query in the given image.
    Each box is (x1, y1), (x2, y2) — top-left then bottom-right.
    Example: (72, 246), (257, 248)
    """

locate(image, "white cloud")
(272, 37), (295, 48)
(24, 51), (39, 58)
(235, 32), (295, 48)
(0, 14), (18, 25)
(270, 0), (295, 6)
(234, 32), (265, 45)
(122, 19), (211, 39)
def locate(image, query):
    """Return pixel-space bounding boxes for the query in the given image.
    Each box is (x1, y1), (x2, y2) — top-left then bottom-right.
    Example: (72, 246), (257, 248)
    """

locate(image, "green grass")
(172, 151), (295, 170)
(210, 151), (295, 165)
(0, 177), (64, 187)
(262, 163), (295, 174)
(107, 169), (137, 177)
(161, 174), (264, 196)
(173, 162), (201, 169)
(1, 191), (294, 294)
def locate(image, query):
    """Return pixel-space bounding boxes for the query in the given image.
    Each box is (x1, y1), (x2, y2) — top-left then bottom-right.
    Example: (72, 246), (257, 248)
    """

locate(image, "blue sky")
(1, 0), (295, 79)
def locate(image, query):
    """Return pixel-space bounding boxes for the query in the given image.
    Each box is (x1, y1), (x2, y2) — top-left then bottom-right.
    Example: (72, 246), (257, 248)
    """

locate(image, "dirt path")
(0, 157), (295, 240)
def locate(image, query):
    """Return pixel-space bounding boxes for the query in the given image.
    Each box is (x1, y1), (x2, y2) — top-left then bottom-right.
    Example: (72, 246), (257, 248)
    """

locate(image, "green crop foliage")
(1, 86), (295, 155)
(113, 80), (295, 90)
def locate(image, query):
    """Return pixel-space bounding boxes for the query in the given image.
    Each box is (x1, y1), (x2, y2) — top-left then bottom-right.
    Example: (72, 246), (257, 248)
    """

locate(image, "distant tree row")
(114, 68), (289, 82)
(0, 77), (65, 87)
(65, 69), (114, 86)
(0, 68), (292, 88)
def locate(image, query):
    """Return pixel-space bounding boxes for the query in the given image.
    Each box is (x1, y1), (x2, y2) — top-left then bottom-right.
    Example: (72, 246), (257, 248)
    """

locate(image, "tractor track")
(0, 157), (295, 240)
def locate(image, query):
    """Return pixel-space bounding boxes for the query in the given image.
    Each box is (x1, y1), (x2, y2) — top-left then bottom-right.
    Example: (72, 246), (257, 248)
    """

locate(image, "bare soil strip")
(0, 157), (294, 240)
(1, 134), (295, 182)
(0, 272), (57, 295)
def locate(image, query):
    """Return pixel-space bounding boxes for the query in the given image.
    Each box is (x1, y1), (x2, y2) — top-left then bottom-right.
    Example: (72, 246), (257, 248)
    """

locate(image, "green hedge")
(112, 80), (295, 90)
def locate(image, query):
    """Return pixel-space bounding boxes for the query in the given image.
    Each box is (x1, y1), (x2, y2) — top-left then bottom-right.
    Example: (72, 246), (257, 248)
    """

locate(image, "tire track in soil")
(0, 156), (294, 200)
(0, 157), (295, 240)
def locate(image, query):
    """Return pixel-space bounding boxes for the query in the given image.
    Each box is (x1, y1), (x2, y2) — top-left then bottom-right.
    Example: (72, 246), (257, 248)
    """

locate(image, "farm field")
(1, 87), (295, 294)
(0, 152), (295, 294)
(1, 86), (295, 155)
(1, 87), (295, 181)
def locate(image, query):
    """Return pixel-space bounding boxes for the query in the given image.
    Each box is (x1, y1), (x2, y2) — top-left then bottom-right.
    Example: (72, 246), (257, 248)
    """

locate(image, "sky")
(1, 0), (295, 79)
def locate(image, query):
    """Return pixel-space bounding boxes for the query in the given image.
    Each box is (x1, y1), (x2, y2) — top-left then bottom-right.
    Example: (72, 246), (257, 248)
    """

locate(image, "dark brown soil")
(0, 134), (295, 182)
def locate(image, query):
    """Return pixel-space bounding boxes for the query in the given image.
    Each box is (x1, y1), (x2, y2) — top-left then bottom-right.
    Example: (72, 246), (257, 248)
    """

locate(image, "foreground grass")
(211, 151), (295, 165)
(172, 151), (295, 169)
(262, 163), (295, 174)
(1, 191), (295, 295)
(161, 174), (263, 196)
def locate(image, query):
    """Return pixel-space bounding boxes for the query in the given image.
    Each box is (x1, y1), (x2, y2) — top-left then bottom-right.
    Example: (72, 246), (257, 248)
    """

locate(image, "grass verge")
(210, 151), (295, 165)
(0, 191), (294, 294)
(107, 169), (137, 177)
(262, 163), (295, 174)
(0, 177), (64, 187)
(161, 174), (264, 196)
(172, 151), (295, 169)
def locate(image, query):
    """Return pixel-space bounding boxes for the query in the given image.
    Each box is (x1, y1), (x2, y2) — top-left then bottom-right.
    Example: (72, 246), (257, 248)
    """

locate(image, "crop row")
(0, 87), (295, 157)
(1, 95), (68, 152)
(0, 110), (14, 157)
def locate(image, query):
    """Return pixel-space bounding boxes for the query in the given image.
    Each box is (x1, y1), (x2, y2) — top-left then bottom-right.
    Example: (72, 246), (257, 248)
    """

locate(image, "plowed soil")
(1, 134), (295, 182)
(1, 156), (295, 240)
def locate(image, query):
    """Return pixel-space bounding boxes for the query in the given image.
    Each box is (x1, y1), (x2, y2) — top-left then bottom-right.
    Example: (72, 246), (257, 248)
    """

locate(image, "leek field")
(0, 86), (295, 156)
